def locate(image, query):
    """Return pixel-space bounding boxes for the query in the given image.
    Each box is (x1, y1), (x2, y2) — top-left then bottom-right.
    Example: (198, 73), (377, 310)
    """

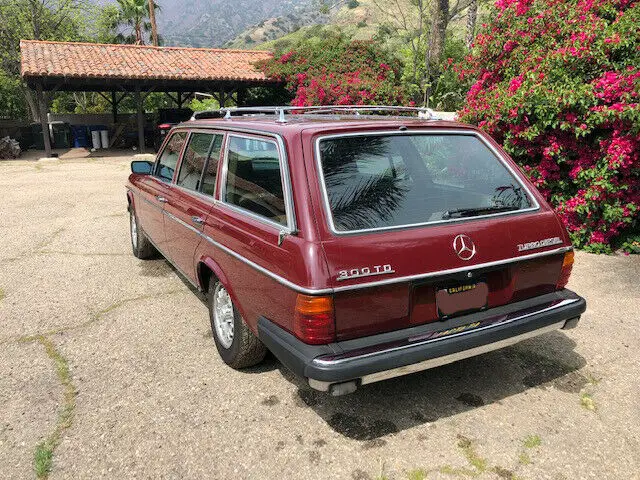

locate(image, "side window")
(176, 133), (214, 191)
(155, 131), (186, 182)
(223, 136), (287, 225)
(201, 135), (224, 196)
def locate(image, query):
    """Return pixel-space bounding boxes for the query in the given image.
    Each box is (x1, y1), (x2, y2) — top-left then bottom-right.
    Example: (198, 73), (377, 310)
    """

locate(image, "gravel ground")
(0, 157), (639, 480)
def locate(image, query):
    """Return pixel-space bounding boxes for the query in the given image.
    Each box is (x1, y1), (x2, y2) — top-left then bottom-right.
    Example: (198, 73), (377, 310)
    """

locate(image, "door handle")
(156, 196), (167, 203)
(191, 216), (204, 225)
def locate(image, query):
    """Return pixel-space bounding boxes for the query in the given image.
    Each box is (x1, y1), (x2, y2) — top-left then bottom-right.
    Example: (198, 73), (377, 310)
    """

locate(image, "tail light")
(158, 123), (171, 130)
(556, 250), (575, 289)
(293, 294), (335, 344)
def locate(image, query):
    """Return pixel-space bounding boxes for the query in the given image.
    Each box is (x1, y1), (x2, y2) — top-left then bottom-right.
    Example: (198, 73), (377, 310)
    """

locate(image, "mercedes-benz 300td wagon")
(126, 106), (586, 396)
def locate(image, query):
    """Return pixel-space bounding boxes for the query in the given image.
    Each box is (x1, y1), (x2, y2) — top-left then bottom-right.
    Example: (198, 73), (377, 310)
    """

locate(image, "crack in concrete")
(28, 336), (76, 480)
(7, 288), (186, 479)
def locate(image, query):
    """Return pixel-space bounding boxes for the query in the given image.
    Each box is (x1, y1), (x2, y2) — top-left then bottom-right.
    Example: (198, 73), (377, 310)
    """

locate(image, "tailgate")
(322, 211), (569, 340)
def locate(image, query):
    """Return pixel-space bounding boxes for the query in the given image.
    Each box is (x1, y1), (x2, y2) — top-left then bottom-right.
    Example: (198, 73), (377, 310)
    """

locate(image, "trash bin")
(30, 123), (45, 150)
(100, 130), (109, 149)
(91, 130), (101, 150)
(70, 125), (89, 148)
(19, 126), (34, 150)
(50, 122), (72, 148)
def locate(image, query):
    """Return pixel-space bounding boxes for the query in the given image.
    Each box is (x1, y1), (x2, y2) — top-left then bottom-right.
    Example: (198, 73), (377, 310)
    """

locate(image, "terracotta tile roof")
(20, 40), (273, 82)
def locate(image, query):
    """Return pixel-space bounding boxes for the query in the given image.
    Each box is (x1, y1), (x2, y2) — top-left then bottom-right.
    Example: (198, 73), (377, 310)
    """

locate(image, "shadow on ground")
(280, 331), (587, 441)
(163, 257), (587, 442)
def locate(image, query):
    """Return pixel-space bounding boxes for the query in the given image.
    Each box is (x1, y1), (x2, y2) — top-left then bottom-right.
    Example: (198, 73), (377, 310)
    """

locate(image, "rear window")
(318, 133), (534, 233)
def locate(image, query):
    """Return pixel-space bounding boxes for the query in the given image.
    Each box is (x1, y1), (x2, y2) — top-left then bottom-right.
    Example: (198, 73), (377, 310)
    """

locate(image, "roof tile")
(20, 40), (273, 82)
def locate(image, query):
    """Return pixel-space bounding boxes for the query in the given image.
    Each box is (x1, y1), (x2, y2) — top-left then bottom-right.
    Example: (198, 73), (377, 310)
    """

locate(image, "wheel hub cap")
(213, 284), (234, 348)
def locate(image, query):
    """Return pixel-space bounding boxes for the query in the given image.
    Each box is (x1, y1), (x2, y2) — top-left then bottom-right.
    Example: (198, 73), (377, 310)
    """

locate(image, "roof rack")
(190, 105), (439, 123)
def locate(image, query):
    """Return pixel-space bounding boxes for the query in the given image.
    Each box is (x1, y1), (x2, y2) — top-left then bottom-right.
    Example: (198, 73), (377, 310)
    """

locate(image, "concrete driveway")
(1, 157), (638, 480)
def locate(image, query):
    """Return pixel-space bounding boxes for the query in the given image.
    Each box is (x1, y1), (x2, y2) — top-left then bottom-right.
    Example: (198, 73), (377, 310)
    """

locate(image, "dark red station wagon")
(126, 106), (586, 396)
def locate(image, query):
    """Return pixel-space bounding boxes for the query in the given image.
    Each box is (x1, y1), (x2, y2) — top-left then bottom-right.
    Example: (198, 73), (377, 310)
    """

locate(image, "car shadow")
(277, 331), (587, 440)
(157, 259), (587, 439)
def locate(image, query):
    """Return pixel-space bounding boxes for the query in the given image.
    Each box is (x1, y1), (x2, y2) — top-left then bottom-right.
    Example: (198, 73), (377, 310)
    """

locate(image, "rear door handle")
(156, 196), (167, 203)
(191, 216), (204, 225)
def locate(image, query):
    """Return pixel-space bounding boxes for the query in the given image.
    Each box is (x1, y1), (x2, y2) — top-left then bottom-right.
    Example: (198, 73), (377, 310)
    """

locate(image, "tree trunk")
(148, 0), (158, 46)
(135, 22), (143, 45)
(20, 82), (40, 122)
(429, 0), (449, 67)
(466, 0), (478, 49)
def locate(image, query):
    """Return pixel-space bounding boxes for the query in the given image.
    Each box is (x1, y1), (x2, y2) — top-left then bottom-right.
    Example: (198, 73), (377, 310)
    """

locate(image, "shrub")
(259, 34), (408, 107)
(457, 0), (640, 253)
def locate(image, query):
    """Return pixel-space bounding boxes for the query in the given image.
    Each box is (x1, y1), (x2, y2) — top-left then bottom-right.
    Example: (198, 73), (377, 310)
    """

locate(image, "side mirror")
(131, 160), (153, 175)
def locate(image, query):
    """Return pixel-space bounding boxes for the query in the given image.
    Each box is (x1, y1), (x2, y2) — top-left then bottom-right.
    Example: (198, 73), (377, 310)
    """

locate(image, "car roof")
(176, 115), (476, 136)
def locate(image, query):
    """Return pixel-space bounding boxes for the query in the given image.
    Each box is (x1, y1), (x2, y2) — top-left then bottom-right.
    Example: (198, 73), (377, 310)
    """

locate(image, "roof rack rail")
(190, 105), (439, 122)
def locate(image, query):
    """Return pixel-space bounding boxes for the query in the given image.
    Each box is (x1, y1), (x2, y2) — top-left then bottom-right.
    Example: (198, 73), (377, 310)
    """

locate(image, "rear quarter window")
(222, 135), (287, 226)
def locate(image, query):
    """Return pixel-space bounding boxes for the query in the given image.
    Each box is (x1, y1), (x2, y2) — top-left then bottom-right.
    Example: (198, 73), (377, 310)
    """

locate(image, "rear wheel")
(208, 280), (266, 369)
(129, 208), (157, 259)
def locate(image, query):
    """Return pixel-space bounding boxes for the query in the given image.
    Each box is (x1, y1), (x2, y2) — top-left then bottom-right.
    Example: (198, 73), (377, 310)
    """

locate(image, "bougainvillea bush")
(457, 0), (640, 253)
(259, 34), (408, 107)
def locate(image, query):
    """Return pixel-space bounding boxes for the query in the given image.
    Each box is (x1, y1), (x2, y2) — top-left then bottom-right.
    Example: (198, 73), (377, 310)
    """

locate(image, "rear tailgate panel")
(326, 210), (569, 340)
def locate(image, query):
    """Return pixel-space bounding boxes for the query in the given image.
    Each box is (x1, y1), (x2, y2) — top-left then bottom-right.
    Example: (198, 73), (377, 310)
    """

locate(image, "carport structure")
(20, 40), (279, 156)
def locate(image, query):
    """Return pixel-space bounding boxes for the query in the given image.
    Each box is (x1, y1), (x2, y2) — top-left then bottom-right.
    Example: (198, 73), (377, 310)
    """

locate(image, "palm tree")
(115, 0), (160, 45)
(148, 0), (159, 46)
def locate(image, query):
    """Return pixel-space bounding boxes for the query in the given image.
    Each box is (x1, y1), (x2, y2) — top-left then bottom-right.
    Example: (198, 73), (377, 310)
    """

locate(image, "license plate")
(436, 282), (488, 318)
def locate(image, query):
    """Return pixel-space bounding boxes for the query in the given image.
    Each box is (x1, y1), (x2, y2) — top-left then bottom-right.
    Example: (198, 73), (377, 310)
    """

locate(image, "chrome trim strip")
(312, 298), (578, 367)
(331, 246), (572, 293)
(308, 320), (568, 391)
(313, 129), (541, 236)
(361, 321), (566, 386)
(138, 190), (570, 295)
(160, 207), (328, 295)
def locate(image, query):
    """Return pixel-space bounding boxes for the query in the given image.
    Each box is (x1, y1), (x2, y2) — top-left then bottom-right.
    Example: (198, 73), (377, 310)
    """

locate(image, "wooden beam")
(36, 83), (52, 157)
(135, 86), (145, 153)
(164, 92), (178, 104)
(111, 91), (118, 124)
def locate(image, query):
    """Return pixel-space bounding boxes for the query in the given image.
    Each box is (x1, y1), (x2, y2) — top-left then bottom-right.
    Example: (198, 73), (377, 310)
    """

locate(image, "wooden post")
(236, 87), (247, 107)
(177, 92), (182, 108)
(111, 91), (118, 124)
(135, 86), (145, 153)
(36, 83), (52, 158)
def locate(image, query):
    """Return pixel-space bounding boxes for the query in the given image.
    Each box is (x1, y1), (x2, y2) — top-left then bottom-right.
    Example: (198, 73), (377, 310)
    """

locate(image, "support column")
(36, 83), (52, 158)
(236, 87), (247, 107)
(111, 91), (118, 124)
(135, 86), (145, 153)
(177, 92), (182, 108)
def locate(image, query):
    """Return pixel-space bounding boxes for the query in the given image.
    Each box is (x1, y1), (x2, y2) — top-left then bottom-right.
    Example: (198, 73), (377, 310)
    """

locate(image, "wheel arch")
(126, 189), (134, 212)
(196, 255), (254, 331)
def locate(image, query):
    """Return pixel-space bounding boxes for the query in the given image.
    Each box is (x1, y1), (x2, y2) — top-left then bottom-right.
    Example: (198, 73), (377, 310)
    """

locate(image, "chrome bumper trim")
(308, 319), (569, 391)
(360, 320), (566, 386)
(312, 298), (579, 367)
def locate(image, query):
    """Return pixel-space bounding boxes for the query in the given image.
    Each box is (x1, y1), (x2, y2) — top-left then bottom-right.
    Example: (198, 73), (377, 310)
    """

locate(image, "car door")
(201, 132), (298, 331)
(137, 131), (187, 252)
(164, 131), (224, 281)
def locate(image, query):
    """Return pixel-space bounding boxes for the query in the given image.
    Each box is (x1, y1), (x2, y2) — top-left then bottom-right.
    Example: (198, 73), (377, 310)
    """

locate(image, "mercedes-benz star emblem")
(453, 234), (476, 261)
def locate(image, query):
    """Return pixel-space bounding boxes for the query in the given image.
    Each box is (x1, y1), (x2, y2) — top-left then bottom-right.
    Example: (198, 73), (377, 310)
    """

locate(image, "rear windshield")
(317, 133), (534, 233)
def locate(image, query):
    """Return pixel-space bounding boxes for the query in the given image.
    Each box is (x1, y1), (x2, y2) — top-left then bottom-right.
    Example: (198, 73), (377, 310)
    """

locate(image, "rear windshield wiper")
(442, 205), (519, 220)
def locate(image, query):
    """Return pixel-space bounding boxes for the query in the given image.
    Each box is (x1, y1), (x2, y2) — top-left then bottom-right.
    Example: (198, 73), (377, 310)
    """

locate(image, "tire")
(208, 280), (266, 369)
(129, 208), (157, 259)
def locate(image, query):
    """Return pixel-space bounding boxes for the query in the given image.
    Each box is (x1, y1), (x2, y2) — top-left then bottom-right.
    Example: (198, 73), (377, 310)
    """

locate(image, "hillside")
(93, 0), (312, 47)
(226, 0), (477, 53)
(225, 0), (417, 50)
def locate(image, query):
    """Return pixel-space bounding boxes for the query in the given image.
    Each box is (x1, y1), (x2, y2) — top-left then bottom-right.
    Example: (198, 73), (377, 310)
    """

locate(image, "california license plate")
(436, 282), (489, 318)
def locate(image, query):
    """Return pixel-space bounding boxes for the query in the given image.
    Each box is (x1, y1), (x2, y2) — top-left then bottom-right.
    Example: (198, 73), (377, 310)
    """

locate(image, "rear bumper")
(257, 289), (586, 394)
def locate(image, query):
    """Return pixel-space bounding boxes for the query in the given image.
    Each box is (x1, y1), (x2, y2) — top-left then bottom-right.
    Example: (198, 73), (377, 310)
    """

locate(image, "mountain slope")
(225, 0), (414, 50)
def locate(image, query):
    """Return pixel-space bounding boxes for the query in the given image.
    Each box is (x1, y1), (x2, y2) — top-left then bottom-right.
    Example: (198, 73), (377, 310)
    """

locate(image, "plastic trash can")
(71, 125), (88, 148)
(91, 130), (101, 150)
(100, 130), (109, 149)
